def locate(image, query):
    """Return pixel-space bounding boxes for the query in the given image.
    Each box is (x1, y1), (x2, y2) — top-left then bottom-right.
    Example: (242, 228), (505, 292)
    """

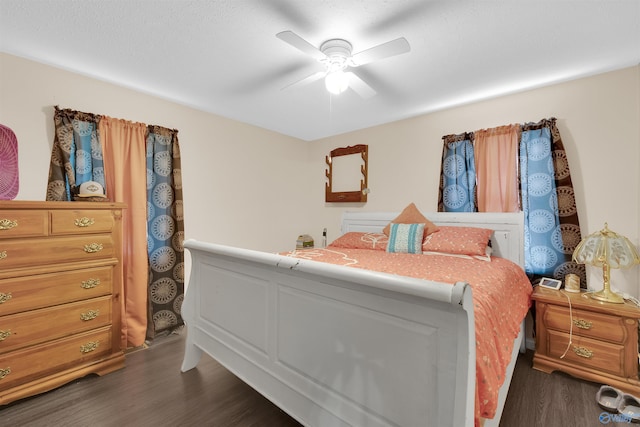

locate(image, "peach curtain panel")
(438, 118), (585, 287)
(474, 124), (520, 212)
(99, 117), (149, 348)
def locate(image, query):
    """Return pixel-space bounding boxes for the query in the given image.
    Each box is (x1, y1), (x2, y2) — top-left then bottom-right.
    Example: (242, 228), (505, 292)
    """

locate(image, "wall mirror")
(325, 144), (368, 203)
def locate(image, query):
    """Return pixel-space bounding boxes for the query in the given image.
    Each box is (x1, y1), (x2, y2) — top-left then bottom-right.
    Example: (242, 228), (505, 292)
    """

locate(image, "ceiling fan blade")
(281, 70), (326, 91)
(276, 31), (326, 61)
(345, 72), (376, 98)
(350, 37), (410, 67)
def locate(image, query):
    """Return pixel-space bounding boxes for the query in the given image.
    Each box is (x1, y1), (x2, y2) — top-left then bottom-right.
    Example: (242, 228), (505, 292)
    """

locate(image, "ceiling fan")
(276, 30), (410, 98)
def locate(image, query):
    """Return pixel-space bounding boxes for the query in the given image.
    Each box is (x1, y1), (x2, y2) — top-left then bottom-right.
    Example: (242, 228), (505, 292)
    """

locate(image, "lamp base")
(591, 288), (625, 304)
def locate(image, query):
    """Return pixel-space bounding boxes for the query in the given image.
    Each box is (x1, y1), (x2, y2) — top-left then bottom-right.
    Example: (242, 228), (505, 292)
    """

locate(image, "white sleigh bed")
(180, 211), (528, 427)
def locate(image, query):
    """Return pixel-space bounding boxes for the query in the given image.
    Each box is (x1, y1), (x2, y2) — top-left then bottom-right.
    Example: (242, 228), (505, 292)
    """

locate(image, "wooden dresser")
(0, 200), (126, 405)
(532, 286), (640, 395)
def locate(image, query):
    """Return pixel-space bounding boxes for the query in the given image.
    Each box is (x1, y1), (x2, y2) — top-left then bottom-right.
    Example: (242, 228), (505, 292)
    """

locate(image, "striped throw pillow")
(386, 223), (425, 254)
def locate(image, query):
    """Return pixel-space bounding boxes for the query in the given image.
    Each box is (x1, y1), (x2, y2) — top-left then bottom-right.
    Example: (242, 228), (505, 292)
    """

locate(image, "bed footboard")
(181, 239), (476, 427)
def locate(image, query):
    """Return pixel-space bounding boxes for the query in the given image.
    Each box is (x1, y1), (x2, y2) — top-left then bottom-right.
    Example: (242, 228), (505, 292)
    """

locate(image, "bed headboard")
(341, 211), (525, 268)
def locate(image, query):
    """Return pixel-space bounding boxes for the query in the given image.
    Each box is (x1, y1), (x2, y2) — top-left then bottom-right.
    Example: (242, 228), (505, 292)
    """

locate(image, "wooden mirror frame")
(325, 144), (368, 203)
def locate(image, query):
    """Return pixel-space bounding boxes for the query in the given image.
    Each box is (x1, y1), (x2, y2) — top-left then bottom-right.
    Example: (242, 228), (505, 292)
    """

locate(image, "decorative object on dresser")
(0, 200), (125, 405)
(0, 124), (19, 201)
(532, 286), (640, 396)
(572, 223), (640, 304)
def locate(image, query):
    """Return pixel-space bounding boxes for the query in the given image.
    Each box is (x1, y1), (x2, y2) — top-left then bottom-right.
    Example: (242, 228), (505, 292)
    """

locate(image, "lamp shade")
(573, 223), (640, 269)
(325, 70), (349, 94)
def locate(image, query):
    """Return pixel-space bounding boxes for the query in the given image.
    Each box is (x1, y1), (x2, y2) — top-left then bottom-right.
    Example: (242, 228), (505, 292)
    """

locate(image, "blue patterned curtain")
(520, 126), (563, 277)
(437, 118), (586, 287)
(438, 133), (477, 212)
(47, 107), (105, 200)
(520, 119), (586, 285)
(146, 125), (185, 339)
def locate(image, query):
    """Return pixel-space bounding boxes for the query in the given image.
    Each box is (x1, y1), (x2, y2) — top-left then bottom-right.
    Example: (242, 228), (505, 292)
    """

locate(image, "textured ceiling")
(1, 0), (639, 141)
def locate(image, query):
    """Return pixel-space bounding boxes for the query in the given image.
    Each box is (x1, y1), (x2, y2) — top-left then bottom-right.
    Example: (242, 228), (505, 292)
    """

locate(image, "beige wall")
(0, 53), (315, 253)
(2, 53), (638, 296)
(309, 65), (640, 297)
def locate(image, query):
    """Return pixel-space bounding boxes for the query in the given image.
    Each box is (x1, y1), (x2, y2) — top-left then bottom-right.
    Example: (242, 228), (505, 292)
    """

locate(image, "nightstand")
(532, 286), (640, 395)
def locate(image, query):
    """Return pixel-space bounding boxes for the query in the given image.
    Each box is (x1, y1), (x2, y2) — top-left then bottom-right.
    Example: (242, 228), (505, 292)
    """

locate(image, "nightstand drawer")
(547, 329), (626, 377)
(50, 210), (115, 235)
(544, 304), (627, 344)
(0, 210), (48, 239)
(0, 296), (112, 354)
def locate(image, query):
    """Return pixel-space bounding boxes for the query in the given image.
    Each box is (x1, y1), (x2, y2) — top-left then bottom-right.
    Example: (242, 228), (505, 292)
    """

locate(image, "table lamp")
(572, 223), (640, 304)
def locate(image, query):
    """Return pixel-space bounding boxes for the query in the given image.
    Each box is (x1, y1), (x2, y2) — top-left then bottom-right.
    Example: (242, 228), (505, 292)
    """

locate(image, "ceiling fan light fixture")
(325, 70), (349, 94)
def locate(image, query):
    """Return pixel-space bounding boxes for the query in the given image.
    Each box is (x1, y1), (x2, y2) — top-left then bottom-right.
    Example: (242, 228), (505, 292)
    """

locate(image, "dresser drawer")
(0, 210), (48, 239)
(0, 235), (115, 270)
(544, 304), (626, 344)
(0, 296), (112, 354)
(50, 210), (115, 235)
(547, 329), (626, 377)
(0, 327), (112, 391)
(0, 265), (113, 316)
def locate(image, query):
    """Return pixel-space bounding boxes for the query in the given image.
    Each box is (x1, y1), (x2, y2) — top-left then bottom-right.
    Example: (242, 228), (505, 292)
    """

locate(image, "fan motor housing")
(320, 39), (352, 70)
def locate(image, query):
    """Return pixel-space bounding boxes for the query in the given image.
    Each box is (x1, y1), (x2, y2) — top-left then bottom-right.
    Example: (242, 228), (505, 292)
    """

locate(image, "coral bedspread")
(282, 247), (532, 421)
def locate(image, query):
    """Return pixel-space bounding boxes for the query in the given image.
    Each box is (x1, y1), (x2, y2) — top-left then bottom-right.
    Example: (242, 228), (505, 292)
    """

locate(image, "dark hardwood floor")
(0, 330), (621, 426)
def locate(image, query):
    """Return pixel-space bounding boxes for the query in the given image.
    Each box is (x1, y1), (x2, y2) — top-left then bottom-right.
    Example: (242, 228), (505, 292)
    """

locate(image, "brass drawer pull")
(0, 292), (11, 304)
(0, 251), (6, 260)
(573, 346), (594, 359)
(81, 278), (101, 289)
(83, 243), (103, 253)
(75, 217), (95, 227)
(80, 309), (99, 321)
(80, 341), (100, 353)
(573, 319), (593, 330)
(0, 330), (11, 341)
(0, 219), (17, 230)
(0, 367), (10, 380)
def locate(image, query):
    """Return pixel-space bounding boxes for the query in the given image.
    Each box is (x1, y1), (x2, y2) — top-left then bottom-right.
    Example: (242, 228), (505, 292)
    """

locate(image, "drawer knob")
(573, 319), (593, 330)
(0, 292), (11, 304)
(83, 243), (104, 253)
(80, 309), (99, 321)
(80, 341), (100, 353)
(81, 278), (101, 289)
(0, 330), (11, 341)
(0, 367), (10, 380)
(0, 219), (17, 230)
(573, 346), (594, 359)
(0, 251), (6, 261)
(75, 217), (95, 227)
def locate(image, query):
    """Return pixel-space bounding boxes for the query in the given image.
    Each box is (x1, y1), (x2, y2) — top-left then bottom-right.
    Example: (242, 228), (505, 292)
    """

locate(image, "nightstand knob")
(0, 367), (11, 380)
(573, 318), (592, 329)
(572, 346), (594, 359)
(80, 341), (99, 353)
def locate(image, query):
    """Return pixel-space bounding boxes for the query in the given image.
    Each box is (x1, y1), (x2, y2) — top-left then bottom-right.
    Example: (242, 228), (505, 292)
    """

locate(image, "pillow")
(386, 223), (424, 254)
(382, 203), (439, 241)
(422, 226), (493, 258)
(328, 232), (388, 251)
